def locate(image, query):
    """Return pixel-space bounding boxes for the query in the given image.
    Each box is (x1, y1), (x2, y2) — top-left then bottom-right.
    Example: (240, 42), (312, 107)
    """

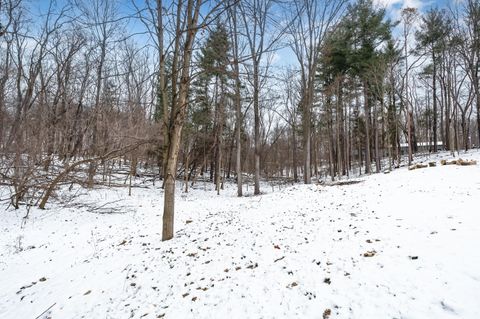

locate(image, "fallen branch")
(35, 303), (56, 319)
(39, 140), (153, 209)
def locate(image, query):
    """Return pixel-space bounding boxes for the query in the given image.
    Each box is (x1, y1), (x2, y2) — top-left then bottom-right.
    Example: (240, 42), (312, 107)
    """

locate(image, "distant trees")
(287, 0), (346, 183)
(238, 0), (285, 195)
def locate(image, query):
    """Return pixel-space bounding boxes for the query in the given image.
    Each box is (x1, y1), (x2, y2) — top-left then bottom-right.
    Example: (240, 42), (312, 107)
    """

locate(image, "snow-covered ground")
(1, 151), (480, 319)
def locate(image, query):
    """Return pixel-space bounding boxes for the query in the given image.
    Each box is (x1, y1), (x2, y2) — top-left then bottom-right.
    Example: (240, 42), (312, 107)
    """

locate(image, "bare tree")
(238, 0), (286, 195)
(227, 0), (244, 196)
(287, 0), (346, 183)
(401, 7), (418, 165)
(74, 0), (124, 187)
(161, 0), (222, 241)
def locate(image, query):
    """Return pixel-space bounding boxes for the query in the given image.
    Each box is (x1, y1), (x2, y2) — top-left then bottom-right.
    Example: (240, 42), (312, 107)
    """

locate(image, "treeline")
(1, 0), (479, 239)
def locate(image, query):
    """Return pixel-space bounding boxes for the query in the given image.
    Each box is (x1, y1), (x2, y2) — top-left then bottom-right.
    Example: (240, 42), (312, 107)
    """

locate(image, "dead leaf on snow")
(287, 282), (298, 288)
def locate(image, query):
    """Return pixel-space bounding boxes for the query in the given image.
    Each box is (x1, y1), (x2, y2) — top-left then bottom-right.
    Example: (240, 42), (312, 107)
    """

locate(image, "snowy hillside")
(1, 151), (480, 319)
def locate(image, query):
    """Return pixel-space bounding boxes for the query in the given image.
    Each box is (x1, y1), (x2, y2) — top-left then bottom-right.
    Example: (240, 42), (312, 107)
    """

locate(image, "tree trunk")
(253, 60), (261, 195)
(292, 125), (298, 182)
(432, 52), (438, 152)
(363, 81), (371, 174)
(162, 0), (201, 241)
(374, 99), (381, 173)
(303, 89), (312, 184)
(231, 3), (242, 196)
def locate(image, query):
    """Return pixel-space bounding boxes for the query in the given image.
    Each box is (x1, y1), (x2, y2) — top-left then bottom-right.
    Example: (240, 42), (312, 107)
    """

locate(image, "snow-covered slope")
(1, 151), (480, 319)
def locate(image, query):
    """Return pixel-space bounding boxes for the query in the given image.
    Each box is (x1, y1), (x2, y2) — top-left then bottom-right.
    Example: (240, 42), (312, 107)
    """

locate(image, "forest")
(1, 0), (480, 241)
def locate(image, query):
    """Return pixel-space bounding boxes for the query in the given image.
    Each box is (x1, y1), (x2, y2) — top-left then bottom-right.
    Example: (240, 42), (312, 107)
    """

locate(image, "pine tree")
(191, 24), (231, 192)
(416, 9), (451, 152)
(330, 0), (392, 174)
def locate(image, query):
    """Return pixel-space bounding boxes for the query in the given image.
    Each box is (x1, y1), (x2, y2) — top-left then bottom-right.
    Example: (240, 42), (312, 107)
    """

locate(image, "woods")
(1, 0), (480, 240)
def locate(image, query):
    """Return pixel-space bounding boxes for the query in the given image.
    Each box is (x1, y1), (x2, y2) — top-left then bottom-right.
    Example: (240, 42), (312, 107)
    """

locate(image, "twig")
(89, 199), (124, 211)
(35, 303), (56, 319)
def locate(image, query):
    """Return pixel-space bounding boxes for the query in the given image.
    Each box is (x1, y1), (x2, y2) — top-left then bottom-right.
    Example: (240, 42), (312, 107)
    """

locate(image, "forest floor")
(1, 151), (480, 319)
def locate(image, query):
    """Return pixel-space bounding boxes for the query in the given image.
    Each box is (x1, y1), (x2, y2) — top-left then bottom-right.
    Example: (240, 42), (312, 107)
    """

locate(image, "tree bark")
(363, 81), (371, 174)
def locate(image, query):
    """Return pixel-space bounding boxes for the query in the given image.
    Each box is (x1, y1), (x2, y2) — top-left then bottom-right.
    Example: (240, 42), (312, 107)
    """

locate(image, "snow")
(1, 151), (480, 319)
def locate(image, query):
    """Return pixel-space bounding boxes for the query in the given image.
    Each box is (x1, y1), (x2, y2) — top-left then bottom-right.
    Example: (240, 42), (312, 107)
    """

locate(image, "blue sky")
(30, 0), (455, 69)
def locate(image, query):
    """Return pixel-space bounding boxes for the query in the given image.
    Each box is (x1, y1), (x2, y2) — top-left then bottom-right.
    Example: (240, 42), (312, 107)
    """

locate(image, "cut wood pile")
(440, 159), (478, 166)
(409, 158), (477, 171)
(408, 163), (428, 170)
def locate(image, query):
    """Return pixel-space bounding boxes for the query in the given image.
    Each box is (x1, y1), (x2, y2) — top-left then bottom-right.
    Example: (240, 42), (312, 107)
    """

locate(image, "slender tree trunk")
(88, 34), (107, 188)
(162, 0), (202, 241)
(363, 81), (371, 174)
(253, 60), (261, 195)
(432, 52), (438, 152)
(292, 125), (298, 182)
(374, 99), (381, 173)
(303, 87), (312, 184)
(231, 3), (242, 196)
(476, 79), (480, 148)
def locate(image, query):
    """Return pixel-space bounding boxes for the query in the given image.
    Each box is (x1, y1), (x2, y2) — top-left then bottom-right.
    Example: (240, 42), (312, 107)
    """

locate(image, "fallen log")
(441, 158), (477, 166)
(409, 163), (428, 170)
(456, 158), (477, 166)
(440, 159), (457, 165)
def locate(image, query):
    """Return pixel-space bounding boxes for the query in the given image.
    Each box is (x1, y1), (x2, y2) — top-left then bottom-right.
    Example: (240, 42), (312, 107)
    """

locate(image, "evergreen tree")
(348, 0), (392, 173)
(191, 24), (231, 190)
(416, 9), (451, 152)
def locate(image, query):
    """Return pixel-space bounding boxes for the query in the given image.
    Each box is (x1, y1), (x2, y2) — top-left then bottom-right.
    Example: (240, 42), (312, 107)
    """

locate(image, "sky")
(271, 0), (454, 68)
(28, 0), (454, 70)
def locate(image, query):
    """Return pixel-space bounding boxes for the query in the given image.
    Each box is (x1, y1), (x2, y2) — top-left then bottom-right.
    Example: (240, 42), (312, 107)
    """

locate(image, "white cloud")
(374, 0), (403, 8)
(374, 0), (425, 12)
